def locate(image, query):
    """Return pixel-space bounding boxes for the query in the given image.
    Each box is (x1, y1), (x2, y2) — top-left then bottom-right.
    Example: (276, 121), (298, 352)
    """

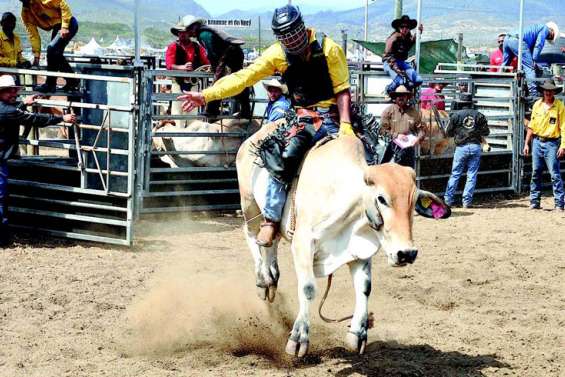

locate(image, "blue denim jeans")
(383, 60), (423, 94)
(502, 36), (537, 97)
(0, 160), (8, 227)
(530, 138), (565, 208)
(444, 143), (482, 206)
(262, 113), (339, 222)
(46, 17), (79, 86)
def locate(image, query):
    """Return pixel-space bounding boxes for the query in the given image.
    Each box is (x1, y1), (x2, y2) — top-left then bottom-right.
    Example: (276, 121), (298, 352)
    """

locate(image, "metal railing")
(1, 66), (137, 245)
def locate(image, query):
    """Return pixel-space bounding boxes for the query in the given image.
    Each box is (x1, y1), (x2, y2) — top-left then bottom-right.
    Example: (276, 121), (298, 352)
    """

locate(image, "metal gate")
(1, 66), (137, 245)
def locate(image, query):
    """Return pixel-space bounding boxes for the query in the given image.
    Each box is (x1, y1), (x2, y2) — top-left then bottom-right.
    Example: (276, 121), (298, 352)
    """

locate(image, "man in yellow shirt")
(180, 5), (352, 246)
(523, 79), (565, 210)
(19, 0), (79, 93)
(0, 12), (31, 68)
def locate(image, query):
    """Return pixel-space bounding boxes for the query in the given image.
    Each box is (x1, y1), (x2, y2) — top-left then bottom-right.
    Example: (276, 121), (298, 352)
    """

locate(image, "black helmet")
(272, 5), (308, 55)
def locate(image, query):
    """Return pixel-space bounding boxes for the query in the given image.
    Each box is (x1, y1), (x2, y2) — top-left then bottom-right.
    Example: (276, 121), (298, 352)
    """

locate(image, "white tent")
(107, 36), (134, 55)
(77, 38), (105, 56)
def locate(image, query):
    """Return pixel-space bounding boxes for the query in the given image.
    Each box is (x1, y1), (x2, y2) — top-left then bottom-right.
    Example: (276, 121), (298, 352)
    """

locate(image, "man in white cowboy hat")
(0, 75), (76, 245)
(444, 93), (490, 209)
(502, 22), (560, 98)
(380, 85), (425, 168)
(165, 16), (210, 91)
(182, 15), (251, 119)
(262, 78), (291, 123)
(383, 14), (424, 95)
(523, 79), (565, 211)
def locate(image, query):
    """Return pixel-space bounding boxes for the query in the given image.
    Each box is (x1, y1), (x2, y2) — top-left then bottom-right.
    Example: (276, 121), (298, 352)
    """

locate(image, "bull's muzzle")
(397, 249), (418, 265)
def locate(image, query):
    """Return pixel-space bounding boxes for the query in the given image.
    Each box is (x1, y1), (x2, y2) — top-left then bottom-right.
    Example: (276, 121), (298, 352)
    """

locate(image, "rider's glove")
(339, 121), (354, 136)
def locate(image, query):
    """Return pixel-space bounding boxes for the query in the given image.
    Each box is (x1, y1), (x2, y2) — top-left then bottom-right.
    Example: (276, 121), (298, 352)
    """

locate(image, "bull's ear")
(415, 190), (451, 219)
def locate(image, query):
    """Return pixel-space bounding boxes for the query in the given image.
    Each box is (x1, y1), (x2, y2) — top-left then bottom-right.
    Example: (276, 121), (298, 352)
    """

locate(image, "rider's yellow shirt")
(202, 28), (350, 109)
(529, 98), (565, 148)
(21, 0), (73, 57)
(0, 31), (26, 67)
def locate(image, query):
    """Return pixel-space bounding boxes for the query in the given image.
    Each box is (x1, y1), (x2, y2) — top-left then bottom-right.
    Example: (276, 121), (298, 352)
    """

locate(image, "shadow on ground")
(294, 340), (510, 377)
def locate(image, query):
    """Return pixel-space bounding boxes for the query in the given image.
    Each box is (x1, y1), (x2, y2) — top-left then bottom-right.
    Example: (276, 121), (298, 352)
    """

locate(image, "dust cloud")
(119, 268), (295, 364)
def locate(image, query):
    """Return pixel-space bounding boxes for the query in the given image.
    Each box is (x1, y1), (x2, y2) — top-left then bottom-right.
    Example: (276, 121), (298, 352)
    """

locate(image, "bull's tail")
(318, 274), (353, 324)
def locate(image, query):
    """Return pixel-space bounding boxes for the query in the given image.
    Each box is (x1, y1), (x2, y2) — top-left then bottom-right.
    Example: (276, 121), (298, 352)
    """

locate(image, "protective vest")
(282, 33), (334, 108)
(174, 41), (202, 67)
(387, 32), (414, 61)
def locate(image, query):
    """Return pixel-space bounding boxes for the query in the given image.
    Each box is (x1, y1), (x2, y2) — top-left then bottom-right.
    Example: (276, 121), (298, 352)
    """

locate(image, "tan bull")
(236, 124), (451, 357)
(419, 109), (491, 155)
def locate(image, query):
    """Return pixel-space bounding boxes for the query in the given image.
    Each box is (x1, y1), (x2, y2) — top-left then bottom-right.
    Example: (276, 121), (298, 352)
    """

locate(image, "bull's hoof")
(267, 285), (277, 303)
(285, 338), (309, 358)
(346, 332), (367, 355)
(256, 286), (267, 301)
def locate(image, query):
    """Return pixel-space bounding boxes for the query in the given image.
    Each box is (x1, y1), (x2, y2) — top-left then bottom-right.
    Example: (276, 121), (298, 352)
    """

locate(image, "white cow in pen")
(236, 122), (451, 357)
(153, 118), (260, 167)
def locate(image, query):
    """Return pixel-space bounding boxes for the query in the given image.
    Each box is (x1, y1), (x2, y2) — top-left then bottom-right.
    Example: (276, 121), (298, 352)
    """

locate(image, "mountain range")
(0, 0), (564, 47)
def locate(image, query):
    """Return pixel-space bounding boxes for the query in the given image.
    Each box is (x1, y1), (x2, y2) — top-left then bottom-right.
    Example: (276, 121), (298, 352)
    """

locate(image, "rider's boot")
(256, 219), (279, 247)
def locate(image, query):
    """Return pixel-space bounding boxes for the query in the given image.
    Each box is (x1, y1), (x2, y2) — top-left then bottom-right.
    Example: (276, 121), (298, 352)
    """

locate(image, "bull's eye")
(376, 195), (388, 207)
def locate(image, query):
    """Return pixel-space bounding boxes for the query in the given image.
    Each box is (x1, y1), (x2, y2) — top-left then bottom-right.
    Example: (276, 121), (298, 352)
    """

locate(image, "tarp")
(77, 38), (105, 56)
(353, 39), (466, 74)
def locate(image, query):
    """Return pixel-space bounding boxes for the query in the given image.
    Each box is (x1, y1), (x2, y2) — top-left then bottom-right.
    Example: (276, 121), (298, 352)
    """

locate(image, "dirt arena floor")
(0, 195), (563, 377)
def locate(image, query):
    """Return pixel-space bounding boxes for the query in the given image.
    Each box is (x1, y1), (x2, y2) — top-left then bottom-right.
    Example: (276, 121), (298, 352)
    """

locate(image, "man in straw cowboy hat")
(179, 4), (352, 247)
(502, 22), (560, 98)
(182, 15), (251, 120)
(523, 79), (565, 211)
(0, 75), (76, 245)
(262, 78), (291, 123)
(383, 14), (424, 95)
(444, 93), (490, 209)
(166, 16), (210, 92)
(380, 85), (425, 168)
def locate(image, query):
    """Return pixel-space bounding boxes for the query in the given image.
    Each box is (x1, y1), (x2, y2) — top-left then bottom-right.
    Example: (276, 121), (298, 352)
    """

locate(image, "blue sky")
(197, 0), (356, 16)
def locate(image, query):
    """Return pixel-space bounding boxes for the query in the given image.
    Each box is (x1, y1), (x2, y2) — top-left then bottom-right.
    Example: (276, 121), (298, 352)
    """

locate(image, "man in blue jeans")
(20, 0), (79, 93)
(383, 15), (424, 95)
(502, 22), (559, 99)
(444, 93), (490, 208)
(523, 79), (565, 210)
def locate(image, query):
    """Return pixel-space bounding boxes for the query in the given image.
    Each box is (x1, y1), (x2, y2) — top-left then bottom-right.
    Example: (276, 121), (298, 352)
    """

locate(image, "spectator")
(488, 33), (517, 72)
(380, 85), (425, 168)
(165, 17), (210, 126)
(420, 82), (446, 110)
(0, 12), (31, 68)
(166, 17), (210, 92)
(20, 0), (79, 93)
(183, 16), (251, 119)
(502, 22), (559, 98)
(443, 93), (490, 208)
(262, 78), (291, 123)
(522, 79), (565, 210)
(383, 15), (423, 95)
(0, 75), (76, 246)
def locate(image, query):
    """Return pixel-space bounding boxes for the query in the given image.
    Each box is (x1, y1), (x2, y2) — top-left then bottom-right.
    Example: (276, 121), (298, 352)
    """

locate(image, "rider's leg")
(257, 176), (287, 247)
(383, 61), (405, 94)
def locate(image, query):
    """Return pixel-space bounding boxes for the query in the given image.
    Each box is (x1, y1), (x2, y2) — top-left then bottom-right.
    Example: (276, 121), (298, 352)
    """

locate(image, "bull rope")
(318, 274), (353, 324)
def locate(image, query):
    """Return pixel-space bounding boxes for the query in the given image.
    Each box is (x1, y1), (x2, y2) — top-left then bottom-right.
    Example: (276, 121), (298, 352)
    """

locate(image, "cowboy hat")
(389, 85), (413, 97)
(391, 15), (417, 31)
(546, 22), (559, 44)
(0, 75), (23, 91)
(537, 79), (562, 94)
(171, 15), (205, 36)
(262, 78), (288, 95)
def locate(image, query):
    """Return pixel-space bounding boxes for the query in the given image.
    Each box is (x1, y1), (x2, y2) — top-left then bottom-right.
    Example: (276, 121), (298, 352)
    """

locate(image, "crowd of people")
(0, 3), (564, 247)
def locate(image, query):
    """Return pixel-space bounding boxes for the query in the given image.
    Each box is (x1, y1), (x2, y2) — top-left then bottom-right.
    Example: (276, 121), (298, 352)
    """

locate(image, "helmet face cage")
(275, 21), (308, 55)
